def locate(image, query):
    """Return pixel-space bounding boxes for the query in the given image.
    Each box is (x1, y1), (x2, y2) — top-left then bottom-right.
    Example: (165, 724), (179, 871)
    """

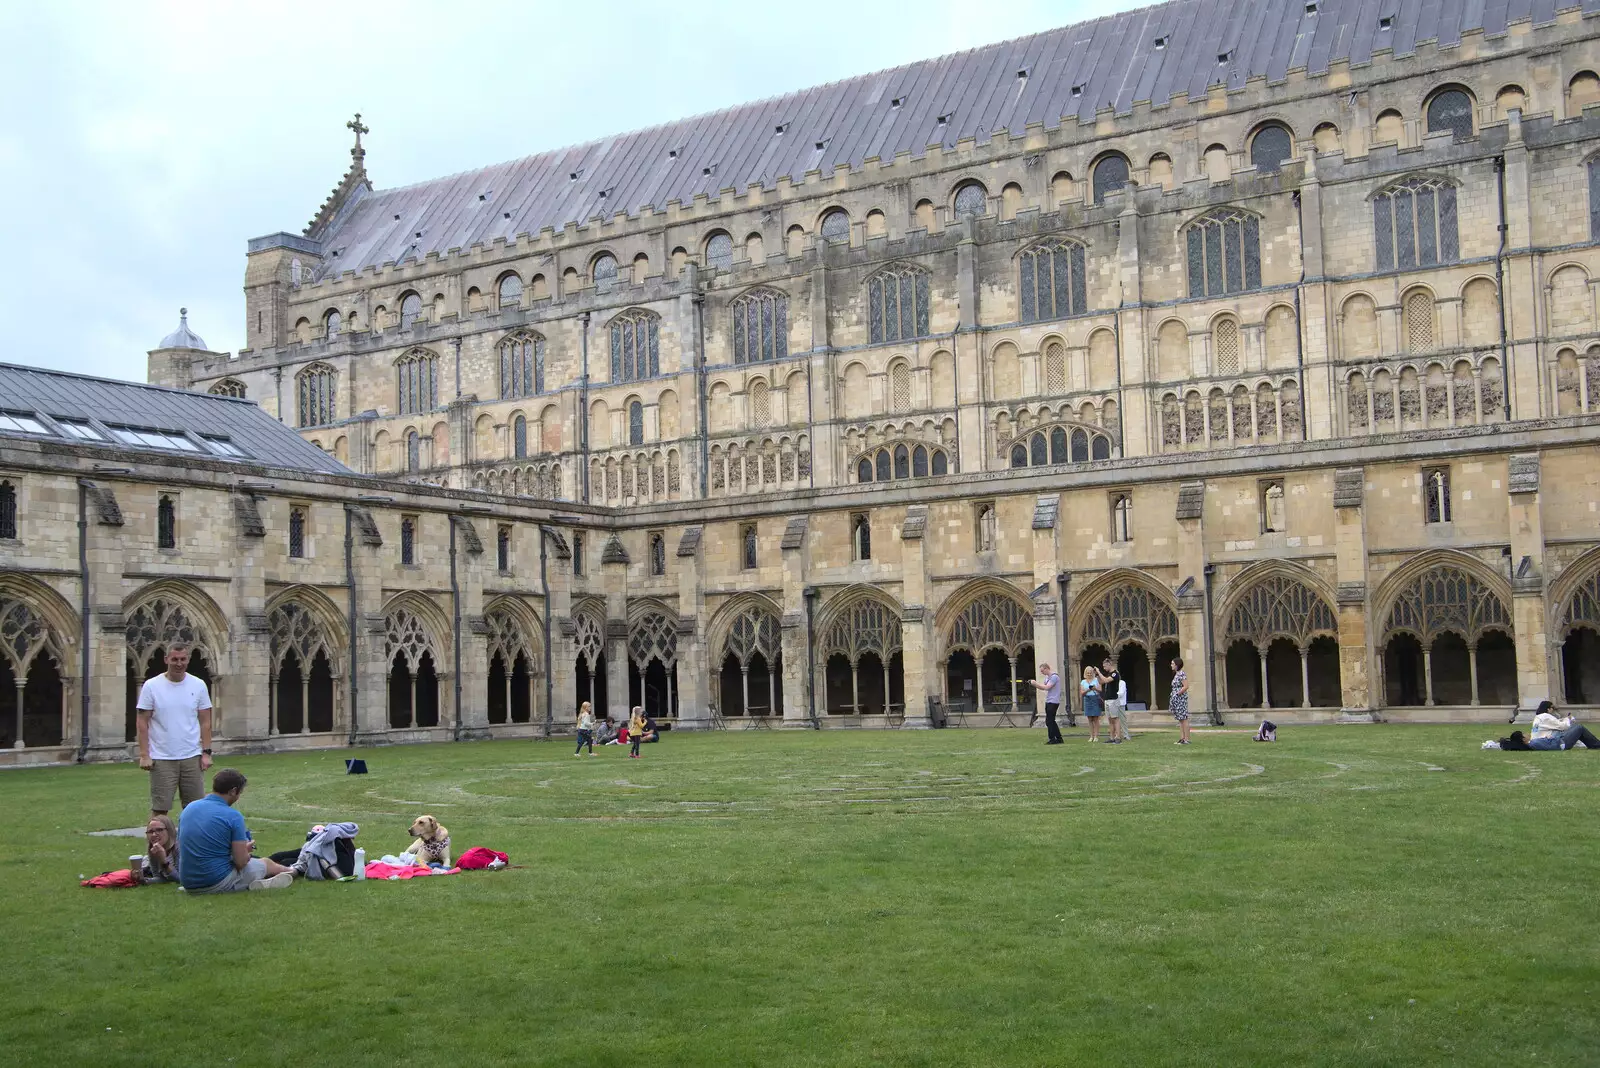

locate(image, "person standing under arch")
(136, 643), (213, 818)
(1169, 657), (1191, 745)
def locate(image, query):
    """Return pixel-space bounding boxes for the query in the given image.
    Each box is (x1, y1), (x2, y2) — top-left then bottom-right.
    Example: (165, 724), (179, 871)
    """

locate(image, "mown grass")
(2, 724), (1596, 1067)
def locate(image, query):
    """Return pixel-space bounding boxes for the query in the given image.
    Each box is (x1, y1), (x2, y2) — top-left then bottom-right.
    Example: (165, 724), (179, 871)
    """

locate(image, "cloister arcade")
(817, 589), (905, 716)
(627, 604), (680, 720)
(1378, 559), (1517, 707)
(1072, 575), (1179, 711)
(0, 580), (69, 750)
(713, 598), (784, 717)
(1219, 571), (1343, 710)
(939, 583), (1036, 716)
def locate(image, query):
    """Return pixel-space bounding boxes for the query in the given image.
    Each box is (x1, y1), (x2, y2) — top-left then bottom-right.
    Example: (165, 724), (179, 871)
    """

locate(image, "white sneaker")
(249, 871), (294, 891)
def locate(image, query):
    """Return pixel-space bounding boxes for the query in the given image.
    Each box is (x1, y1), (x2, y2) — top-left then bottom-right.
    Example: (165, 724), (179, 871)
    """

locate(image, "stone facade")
(8, 4), (1600, 764)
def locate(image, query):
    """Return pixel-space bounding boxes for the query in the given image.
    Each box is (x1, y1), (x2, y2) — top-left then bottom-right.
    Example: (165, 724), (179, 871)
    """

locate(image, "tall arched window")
(1426, 88), (1475, 142)
(1374, 177), (1458, 270)
(1091, 154), (1130, 204)
(628, 401), (644, 446)
(1019, 238), (1087, 323)
(1404, 291), (1435, 352)
(395, 349), (439, 415)
(819, 210), (850, 244)
(749, 380), (771, 427)
(1186, 208), (1262, 297)
(497, 273), (523, 309)
(295, 363), (337, 427)
(591, 254), (618, 284)
(406, 430), (421, 472)
(399, 292), (423, 328)
(157, 495), (176, 549)
(953, 182), (987, 218)
(208, 378), (246, 399)
(499, 331), (545, 398)
(1590, 157), (1600, 242)
(731, 288), (788, 364)
(610, 309), (660, 382)
(513, 415), (528, 459)
(866, 264), (931, 344)
(705, 232), (733, 271)
(0, 480), (16, 540)
(1249, 123), (1294, 174)
(324, 309), (342, 339)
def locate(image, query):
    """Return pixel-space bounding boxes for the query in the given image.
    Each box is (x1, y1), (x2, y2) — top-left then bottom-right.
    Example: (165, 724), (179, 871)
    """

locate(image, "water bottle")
(354, 847), (367, 880)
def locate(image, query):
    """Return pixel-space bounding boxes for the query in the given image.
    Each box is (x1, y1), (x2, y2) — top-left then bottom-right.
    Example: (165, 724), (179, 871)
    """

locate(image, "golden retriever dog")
(402, 814), (452, 868)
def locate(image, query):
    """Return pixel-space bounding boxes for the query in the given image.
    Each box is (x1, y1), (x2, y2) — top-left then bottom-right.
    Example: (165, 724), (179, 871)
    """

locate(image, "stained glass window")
(893, 444), (909, 479)
(498, 274), (523, 309)
(819, 210), (850, 244)
(208, 378), (246, 399)
(401, 516), (416, 565)
(705, 232), (734, 271)
(732, 288), (788, 364)
(0, 481), (14, 540)
(912, 446), (928, 477)
(1249, 124), (1294, 174)
(953, 183), (987, 218)
(1011, 443), (1028, 468)
(609, 309), (660, 382)
(866, 264), (930, 344)
(497, 526), (511, 572)
(1375, 177), (1458, 270)
(1019, 239), (1087, 323)
(1092, 154), (1130, 204)
(1186, 208), (1261, 297)
(931, 450), (948, 475)
(858, 458), (872, 482)
(499, 331), (545, 398)
(1426, 89), (1474, 142)
(742, 524), (758, 569)
(396, 349), (439, 414)
(296, 363), (337, 427)
(1051, 427), (1068, 463)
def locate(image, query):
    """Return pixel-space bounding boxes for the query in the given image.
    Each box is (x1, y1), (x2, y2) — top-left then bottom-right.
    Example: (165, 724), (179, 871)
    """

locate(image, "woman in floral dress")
(1169, 656), (1191, 745)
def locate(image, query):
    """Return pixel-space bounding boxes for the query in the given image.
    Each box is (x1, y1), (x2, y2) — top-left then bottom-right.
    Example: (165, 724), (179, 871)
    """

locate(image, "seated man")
(640, 714), (660, 743)
(177, 768), (295, 893)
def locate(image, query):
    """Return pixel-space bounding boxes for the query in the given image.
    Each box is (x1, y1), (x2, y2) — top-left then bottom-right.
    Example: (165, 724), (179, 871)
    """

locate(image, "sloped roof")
(306, 0), (1595, 275)
(0, 363), (352, 476)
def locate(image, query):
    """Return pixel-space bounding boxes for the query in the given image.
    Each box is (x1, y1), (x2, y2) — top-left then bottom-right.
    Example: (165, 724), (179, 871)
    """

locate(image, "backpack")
(1253, 721), (1277, 742)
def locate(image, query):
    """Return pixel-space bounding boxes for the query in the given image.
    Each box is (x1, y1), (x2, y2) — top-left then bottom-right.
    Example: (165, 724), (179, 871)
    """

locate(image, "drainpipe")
(344, 505), (360, 746)
(1292, 191), (1308, 430)
(540, 527), (554, 739)
(803, 586), (820, 729)
(1202, 563), (1221, 726)
(449, 516), (462, 742)
(1494, 155), (1512, 421)
(580, 312), (592, 502)
(75, 481), (93, 763)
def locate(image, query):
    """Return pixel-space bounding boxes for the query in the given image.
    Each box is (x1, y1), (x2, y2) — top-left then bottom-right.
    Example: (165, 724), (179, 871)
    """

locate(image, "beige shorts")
(1105, 700), (1128, 722)
(150, 756), (205, 814)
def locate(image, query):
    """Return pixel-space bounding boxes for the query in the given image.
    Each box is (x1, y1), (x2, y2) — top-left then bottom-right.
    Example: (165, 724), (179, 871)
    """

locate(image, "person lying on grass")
(1500, 703), (1600, 752)
(177, 768), (296, 893)
(138, 814), (180, 885)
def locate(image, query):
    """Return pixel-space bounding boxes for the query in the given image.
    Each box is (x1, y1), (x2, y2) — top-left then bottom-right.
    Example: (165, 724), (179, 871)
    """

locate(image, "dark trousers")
(576, 729), (593, 754)
(1044, 702), (1063, 743)
(630, 735), (642, 756)
(1563, 724), (1600, 749)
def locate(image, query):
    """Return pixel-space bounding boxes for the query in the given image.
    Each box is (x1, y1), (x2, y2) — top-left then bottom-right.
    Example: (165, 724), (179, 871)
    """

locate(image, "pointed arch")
(0, 574), (76, 675)
(381, 592), (451, 669)
(483, 596), (542, 668)
(1068, 569), (1179, 654)
(730, 286), (789, 364)
(122, 580), (230, 672)
(627, 598), (679, 670)
(815, 585), (905, 662)
(1552, 545), (1600, 640)
(1184, 206), (1261, 297)
(1373, 550), (1514, 645)
(608, 308), (661, 383)
(936, 578), (1033, 659)
(1219, 563), (1339, 649)
(706, 592), (784, 668)
(865, 262), (931, 344)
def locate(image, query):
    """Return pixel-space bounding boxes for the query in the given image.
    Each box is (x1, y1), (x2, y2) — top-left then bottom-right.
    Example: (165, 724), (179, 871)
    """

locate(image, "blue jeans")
(1531, 724), (1600, 750)
(575, 730), (593, 753)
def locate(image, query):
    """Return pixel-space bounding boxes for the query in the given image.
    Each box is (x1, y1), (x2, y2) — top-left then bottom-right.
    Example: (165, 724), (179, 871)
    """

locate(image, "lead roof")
(299, 0), (1599, 277)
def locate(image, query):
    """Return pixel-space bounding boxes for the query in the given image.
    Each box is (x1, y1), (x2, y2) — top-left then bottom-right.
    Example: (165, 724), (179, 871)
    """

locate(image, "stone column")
(454, 516), (491, 739)
(1331, 468), (1374, 714)
(82, 483), (129, 760)
(546, 529), (576, 729)
(898, 505), (932, 728)
(674, 526), (709, 728)
(780, 516), (809, 725)
(348, 506), (391, 742)
(1174, 481), (1211, 724)
(1501, 114), (1539, 423)
(1507, 453), (1551, 713)
(229, 492), (272, 744)
(1115, 199), (1152, 459)
(1030, 495), (1062, 723)
(807, 264), (837, 489)
(601, 535), (629, 723)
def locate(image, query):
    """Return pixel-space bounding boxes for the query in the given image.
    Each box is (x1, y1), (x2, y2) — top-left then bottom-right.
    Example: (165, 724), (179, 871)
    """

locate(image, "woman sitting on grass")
(1501, 701), (1600, 751)
(138, 814), (179, 885)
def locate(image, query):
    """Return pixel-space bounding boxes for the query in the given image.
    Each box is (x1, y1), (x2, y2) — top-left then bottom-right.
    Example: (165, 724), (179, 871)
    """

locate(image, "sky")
(0, 0), (1137, 383)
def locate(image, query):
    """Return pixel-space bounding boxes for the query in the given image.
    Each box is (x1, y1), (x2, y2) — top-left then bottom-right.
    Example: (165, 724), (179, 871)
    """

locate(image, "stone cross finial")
(347, 113), (369, 153)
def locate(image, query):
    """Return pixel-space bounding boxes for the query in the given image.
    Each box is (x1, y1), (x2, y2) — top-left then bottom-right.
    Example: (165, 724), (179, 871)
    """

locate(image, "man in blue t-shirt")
(177, 769), (296, 893)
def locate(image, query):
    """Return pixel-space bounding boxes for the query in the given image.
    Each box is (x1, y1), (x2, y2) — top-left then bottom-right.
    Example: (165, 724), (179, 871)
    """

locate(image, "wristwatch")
(201, 748), (212, 755)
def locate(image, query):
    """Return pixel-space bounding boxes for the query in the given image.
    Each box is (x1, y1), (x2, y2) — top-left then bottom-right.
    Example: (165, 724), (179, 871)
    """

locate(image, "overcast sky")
(0, 1), (1134, 383)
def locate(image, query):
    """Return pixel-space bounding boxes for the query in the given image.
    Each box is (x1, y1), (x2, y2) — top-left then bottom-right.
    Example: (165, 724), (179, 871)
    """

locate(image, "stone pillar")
(808, 264), (837, 489)
(1174, 481), (1211, 723)
(545, 528), (575, 729)
(1115, 199), (1152, 458)
(230, 492), (272, 744)
(780, 516), (809, 724)
(674, 526), (710, 728)
(899, 505), (932, 727)
(82, 482), (129, 760)
(601, 535), (629, 723)
(447, 397), (475, 491)
(1502, 114), (1539, 423)
(1331, 468), (1374, 714)
(1030, 495), (1062, 720)
(349, 506), (391, 742)
(1507, 453), (1551, 712)
(1297, 154), (1336, 442)
(454, 517), (491, 739)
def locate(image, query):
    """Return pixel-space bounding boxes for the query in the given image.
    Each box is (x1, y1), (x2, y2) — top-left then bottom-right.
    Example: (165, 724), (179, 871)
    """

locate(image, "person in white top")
(135, 643), (214, 817)
(574, 700), (597, 756)
(1527, 700), (1600, 751)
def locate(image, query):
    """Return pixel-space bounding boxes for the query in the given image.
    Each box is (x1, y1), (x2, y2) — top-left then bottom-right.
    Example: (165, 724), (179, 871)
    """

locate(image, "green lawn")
(3, 725), (1597, 1067)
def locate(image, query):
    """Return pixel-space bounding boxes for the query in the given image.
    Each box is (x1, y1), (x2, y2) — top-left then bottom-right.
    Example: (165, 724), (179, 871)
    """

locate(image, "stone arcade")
(6, 0), (1600, 764)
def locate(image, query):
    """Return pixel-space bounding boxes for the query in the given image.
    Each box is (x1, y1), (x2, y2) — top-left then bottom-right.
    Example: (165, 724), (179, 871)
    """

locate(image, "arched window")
(288, 506), (305, 557)
(952, 182), (987, 218)
(1249, 123), (1294, 174)
(497, 273), (523, 309)
(610, 309), (660, 382)
(1030, 433), (1047, 466)
(705, 232), (733, 271)
(1050, 427), (1068, 463)
(1111, 493), (1132, 543)
(1009, 424), (1111, 467)
(406, 430), (420, 472)
(499, 331), (545, 399)
(513, 415), (528, 459)
(1590, 157), (1600, 243)
(742, 525), (758, 570)
(875, 451), (890, 481)
(295, 363), (337, 427)
(1213, 317), (1241, 374)
(1070, 428), (1089, 462)
(912, 446), (928, 477)
(399, 292), (423, 328)
(1426, 88), (1475, 142)
(819, 209), (850, 244)
(208, 378), (246, 399)
(591, 254), (618, 284)
(1091, 154), (1130, 204)
(1186, 208), (1262, 297)
(1019, 239), (1087, 323)
(1010, 443), (1027, 468)
(0, 480), (15, 539)
(866, 264), (931, 344)
(324, 309), (342, 339)
(893, 444), (909, 479)
(1404, 291), (1435, 352)
(857, 457), (872, 482)
(731, 288), (788, 364)
(854, 443), (950, 482)
(1374, 177), (1458, 270)
(157, 495), (176, 549)
(628, 401), (644, 446)
(931, 451), (948, 475)
(851, 514), (871, 561)
(395, 349), (439, 414)
(749, 380), (770, 427)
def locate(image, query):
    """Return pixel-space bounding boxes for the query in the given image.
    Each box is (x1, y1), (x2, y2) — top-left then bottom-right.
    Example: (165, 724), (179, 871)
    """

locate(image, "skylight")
(0, 411), (48, 435)
(203, 436), (247, 459)
(109, 426), (201, 452)
(55, 419), (103, 441)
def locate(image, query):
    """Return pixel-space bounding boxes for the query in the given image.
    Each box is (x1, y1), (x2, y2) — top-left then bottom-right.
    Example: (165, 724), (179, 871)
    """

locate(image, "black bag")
(271, 834), (356, 878)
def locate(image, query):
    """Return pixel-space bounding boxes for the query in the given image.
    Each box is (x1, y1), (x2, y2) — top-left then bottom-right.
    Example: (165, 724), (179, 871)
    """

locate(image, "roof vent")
(891, 96), (905, 108)
(1305, 1), (1318, 12)
(703, 164), (717, 177)
(1217, 50), (1232, 63)
(668, 149), (678, 159)
(774, 123), (787, 134)
(393, 213), (401, 220)
(569, 169), (583, 181)
(1016, 68), (1028, 79)
(936, 114), (951, 125)
(1070, 85), (1083, 98)
(815, 139), (829, 150)
(1153, 35), (1168, 49)
(503, 212), (511, 219)
(1379, 15), (1393, 29)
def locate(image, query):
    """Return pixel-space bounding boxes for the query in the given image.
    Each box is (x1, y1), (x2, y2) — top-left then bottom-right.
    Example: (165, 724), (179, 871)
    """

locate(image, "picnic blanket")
(82, 869), (140, 888)
(455, 847), (508, 870)
(364, 862), (461, 880)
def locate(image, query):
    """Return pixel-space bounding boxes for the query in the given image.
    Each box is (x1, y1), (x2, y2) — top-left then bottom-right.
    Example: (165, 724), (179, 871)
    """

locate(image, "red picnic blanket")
(82, 869), (140, 888)
(364, 862), (460, 880)
(455, 847), (508, 870)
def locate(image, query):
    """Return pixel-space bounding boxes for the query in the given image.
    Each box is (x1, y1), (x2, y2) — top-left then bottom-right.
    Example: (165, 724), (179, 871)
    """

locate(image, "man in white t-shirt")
(136, 643), (214, 817)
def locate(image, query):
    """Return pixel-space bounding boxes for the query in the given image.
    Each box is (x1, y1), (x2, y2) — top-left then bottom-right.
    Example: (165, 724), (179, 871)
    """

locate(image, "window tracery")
(396, 349), (439, 415)
(1020, 239), (1087, 323)
(1225, 577), (1336, 648)
(948, 592), (1032, 656)
(1375, 177), (1458, 271)
(384, 609), (437, 669)
(296, 363), (337, 427)
(867, 264), (930, 344)
(610, 309), (660, 383)
(1383, 566), (1511, 644)
(723, 607), (780, 668)
(1080, 586), (1178, 652)
(125, 598), (206, 668)
(0, 597), (57, 674)
(269, 602), (335, 671)
(1186, 209), (1261, 297)
(731, 288), (788, 364)
(821, 598), (902, 664)
(629, 612), (678, 669)
(499, 331), (545, 398)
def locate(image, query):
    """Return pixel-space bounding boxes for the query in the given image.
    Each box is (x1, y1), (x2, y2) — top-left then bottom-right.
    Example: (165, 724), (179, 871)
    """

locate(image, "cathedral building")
(6, 0), (1600, 764)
